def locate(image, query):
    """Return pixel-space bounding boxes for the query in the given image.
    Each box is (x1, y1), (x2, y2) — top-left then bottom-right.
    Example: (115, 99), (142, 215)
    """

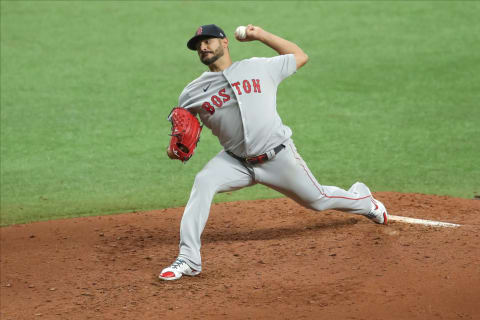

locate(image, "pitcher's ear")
(222, 37), (229, 48)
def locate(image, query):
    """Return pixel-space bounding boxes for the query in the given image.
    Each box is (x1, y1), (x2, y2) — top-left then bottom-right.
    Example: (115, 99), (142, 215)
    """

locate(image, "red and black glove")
(167, 107), (202, 162)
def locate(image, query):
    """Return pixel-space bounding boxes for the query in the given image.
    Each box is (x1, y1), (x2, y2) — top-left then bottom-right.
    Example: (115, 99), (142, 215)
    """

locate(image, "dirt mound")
(1, 192), (479, 319)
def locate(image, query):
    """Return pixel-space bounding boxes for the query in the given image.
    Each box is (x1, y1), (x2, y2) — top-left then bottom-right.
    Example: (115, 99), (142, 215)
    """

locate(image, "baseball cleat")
(158, 258), (200, 281)
(366, 199), (388, 225)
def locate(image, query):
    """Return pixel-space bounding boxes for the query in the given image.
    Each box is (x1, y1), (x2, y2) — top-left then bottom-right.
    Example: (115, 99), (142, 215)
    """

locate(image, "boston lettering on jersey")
(201, 79), (262, 115)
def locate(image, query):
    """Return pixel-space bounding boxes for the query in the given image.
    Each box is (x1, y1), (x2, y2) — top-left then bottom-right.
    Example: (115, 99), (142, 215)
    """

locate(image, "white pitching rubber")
(389, 215), (460, 228)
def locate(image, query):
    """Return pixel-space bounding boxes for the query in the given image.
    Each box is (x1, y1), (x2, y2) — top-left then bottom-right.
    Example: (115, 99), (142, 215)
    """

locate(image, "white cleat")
(158, 259), (200, 281)
(366, 198), (388, 225)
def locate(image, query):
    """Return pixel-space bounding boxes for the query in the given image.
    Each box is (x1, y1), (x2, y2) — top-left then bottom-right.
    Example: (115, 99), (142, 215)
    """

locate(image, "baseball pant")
(177, 139), (374, 271)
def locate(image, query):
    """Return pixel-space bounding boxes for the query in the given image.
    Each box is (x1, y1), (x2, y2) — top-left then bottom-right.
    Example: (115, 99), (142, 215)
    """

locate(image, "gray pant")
(178, 139), (374, 271)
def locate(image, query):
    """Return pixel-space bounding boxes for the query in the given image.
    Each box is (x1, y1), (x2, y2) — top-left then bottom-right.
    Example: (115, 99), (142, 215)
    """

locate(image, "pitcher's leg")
(309, 183), (373, 214)
(177, 151), (254, 271)
(255, 140), (373, 215)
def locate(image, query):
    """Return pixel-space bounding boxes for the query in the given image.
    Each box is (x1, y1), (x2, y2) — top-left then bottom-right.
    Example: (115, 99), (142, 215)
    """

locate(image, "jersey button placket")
(225, 71), (249, 156)
(238, 101), (249, 151)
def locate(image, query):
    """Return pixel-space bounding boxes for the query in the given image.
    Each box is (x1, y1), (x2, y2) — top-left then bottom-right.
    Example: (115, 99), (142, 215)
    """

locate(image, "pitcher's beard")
(200, 46), (224, 66)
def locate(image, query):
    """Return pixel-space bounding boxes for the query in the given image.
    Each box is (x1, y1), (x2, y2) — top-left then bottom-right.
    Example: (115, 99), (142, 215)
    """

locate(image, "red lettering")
(252, 79), (261, 93)
(211, 95), (222, 108)
(231, 81), (242, 95)
(242, 80), (251, 93)
(218, 88), (230, 102)
(201, 101), (215, 115)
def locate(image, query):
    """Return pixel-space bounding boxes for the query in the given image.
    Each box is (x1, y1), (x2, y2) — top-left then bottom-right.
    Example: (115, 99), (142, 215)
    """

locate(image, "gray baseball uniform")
(175, 54), (375, 271)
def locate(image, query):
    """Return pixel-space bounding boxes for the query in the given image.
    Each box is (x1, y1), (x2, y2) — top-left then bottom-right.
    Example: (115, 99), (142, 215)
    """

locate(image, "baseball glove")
(167, 107), (202, 162)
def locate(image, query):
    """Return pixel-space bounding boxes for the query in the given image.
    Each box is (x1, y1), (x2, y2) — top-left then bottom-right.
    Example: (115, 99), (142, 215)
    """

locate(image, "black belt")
(226, 144), (285, 165)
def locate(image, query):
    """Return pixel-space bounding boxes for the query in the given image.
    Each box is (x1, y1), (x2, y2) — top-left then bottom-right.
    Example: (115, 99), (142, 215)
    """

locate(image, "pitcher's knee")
(192, 171), (219, 195)
(293, 197), (331, 212)
(308, 200), (331, 212)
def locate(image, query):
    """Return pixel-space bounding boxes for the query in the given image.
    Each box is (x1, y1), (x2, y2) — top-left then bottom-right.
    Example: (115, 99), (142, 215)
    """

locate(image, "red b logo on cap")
(196, 27), (203, 35)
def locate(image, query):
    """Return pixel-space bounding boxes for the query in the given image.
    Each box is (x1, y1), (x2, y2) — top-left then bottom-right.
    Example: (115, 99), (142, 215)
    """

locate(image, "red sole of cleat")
(160, 271), (175, 278)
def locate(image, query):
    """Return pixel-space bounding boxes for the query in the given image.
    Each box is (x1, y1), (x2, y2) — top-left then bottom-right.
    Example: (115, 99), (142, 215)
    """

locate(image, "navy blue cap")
(187, 24), (226, 50)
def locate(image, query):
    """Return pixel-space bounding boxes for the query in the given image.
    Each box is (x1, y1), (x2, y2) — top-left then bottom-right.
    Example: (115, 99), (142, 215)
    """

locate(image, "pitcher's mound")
(1, 192), (479, 319)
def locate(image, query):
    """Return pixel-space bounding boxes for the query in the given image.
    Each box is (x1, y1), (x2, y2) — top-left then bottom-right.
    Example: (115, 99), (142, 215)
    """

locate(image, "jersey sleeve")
(264, 54), (297, 86)
(178, 88), (190, 108)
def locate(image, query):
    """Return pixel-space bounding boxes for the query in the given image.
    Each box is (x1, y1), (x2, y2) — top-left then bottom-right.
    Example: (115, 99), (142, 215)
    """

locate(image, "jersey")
(178, 54), (297, 157)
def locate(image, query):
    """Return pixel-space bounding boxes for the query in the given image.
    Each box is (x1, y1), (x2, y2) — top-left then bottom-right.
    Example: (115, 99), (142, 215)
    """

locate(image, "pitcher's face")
(197, 38), (225, 66)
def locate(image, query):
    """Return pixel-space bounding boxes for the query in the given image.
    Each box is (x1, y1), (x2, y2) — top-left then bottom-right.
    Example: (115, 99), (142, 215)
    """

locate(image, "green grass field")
(1, 1), (479, 226)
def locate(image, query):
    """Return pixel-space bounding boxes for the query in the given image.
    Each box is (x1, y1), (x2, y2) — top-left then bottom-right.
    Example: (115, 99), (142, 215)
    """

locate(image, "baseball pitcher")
(160, 24), (388, 281)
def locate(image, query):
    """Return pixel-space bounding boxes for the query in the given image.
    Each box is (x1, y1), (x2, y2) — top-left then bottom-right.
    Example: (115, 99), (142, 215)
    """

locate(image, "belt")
(226, 144), (285, 165)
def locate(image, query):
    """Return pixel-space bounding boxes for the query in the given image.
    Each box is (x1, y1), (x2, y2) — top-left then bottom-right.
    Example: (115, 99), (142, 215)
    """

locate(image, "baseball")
(235, 26), (247, 40)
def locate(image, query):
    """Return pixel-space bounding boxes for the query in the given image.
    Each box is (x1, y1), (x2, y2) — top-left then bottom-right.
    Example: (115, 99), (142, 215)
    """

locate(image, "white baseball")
(235, 26), (247, 40)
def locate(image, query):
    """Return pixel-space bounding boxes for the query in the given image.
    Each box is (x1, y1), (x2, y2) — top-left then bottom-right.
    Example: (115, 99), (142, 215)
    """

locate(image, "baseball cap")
(187, 24), (226, 50)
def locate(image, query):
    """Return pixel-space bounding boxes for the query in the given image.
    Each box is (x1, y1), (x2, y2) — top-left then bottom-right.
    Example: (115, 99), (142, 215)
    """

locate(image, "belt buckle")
(246, 154), (267, 165)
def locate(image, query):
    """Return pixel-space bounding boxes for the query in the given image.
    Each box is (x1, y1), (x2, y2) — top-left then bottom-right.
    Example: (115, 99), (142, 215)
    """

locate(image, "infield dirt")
(1, 192), (479, 320)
